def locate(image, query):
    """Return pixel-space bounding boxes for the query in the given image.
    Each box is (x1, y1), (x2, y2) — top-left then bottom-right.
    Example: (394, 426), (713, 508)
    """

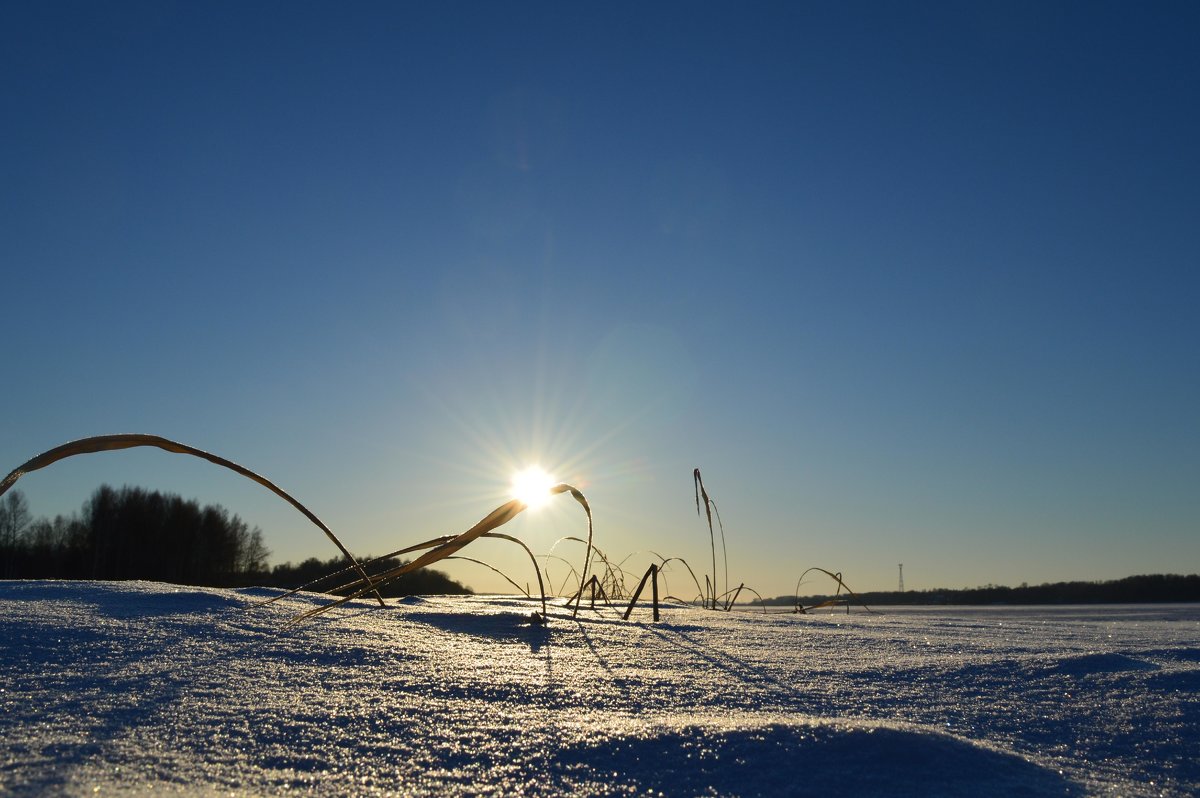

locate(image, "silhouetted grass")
(3, 434), (873, 627)
(548, 536), (630, 601)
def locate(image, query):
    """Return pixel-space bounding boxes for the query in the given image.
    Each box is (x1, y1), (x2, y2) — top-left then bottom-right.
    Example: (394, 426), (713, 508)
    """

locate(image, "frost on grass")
(1, 582), (1198, 796)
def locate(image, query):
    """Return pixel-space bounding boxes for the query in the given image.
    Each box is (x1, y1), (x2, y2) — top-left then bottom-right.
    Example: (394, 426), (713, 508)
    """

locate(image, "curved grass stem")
(0, 433), (384, 606)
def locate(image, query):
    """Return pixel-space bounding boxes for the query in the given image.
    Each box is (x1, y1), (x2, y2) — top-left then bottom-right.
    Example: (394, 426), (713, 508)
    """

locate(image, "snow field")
(1, 582), (1197, 796)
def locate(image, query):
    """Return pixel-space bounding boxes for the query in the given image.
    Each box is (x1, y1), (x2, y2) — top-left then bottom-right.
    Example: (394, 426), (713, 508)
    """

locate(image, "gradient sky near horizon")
(3, 1), (1197, 597)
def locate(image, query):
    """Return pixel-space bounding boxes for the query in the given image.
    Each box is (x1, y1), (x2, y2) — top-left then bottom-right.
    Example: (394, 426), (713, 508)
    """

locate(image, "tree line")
(0, 486), (470, 595)
(759, 573), (1200, 607)
(0, 486), (269, 585)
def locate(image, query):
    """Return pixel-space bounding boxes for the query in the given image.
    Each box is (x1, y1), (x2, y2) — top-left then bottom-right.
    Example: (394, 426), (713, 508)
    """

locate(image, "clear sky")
(3, 1), (1197, 598)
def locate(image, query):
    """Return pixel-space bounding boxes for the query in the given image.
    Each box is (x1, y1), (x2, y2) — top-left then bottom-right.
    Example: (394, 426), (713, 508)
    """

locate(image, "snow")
(1, 581), (1197, 796)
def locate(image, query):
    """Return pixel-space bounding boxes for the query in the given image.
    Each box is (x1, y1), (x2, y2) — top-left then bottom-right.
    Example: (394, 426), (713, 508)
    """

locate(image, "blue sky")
(3, 1), (1197, 597)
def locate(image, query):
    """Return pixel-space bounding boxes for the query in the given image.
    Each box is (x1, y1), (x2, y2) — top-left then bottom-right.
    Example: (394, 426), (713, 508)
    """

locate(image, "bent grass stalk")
(284, 520), (515, 624)
(443, 556), (531, 599)
(0, 433), (384, 606)
(793, 567), (873, 614)
(591, 548), (635, 599)
(579, 575), (614, 611)
(650, 552), (706, 607)
(622, 564), (660, 621)
(735, 584), (770, 614)
(550, 485), (594, 617)
(687, 471), (770, 613)
(474, 532), (547, 616)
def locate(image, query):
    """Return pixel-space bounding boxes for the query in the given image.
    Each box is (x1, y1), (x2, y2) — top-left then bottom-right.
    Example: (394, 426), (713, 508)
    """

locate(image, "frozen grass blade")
(0, 433), (383, 606)
(446, 556), (531, 596)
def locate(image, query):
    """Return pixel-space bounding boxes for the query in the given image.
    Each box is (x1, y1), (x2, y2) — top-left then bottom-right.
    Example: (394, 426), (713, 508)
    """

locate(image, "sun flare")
(510, 466), (556, 510)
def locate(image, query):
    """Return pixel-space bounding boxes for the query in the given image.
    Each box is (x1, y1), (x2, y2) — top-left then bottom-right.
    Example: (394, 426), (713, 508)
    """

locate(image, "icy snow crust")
(1, 582), (1197, 796)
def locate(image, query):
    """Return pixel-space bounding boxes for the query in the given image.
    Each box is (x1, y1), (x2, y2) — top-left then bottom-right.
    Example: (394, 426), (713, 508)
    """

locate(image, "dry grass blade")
(715, 505), (728, 602)
(693, 468), (715, 608)
(0, 433), (383, 606)
(692, 468), (729, 610)
(263, 536), (462, 609)
(793, 567), (873, 614)
(445, 556), (529, 596)
(476, 531), (548, 619)
(548, 484), (594, 617)
(650, 552), (706, 606)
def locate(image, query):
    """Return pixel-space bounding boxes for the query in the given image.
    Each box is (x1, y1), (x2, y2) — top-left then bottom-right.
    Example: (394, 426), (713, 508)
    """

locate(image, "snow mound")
(1048, 651), (1159, 675)
(553, 718), (1076, 797)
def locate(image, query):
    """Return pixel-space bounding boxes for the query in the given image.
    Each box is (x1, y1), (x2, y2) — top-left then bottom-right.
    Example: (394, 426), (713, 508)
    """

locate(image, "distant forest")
(0, 487), (470, 596)
(761, 573), (1200, 607)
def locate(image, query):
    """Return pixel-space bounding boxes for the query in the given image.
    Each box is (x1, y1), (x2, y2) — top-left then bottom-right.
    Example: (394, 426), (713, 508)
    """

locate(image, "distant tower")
(898, 563), (905, 592)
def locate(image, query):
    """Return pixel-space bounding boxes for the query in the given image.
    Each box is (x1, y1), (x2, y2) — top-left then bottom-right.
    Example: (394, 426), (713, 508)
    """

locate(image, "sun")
(510, 466), (557, 510)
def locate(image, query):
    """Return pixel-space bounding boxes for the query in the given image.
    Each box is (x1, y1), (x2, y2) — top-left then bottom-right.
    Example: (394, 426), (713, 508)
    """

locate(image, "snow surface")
(1, 581), (1197, 796)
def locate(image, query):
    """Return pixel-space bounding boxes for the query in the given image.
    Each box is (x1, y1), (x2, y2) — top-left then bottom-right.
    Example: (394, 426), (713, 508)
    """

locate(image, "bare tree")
(239, 527), (271, 575)
(0, 490), (31, 541)
(0, 490), (32, 577)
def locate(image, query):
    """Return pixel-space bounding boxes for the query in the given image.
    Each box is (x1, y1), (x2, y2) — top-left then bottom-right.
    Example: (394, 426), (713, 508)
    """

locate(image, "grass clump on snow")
(2, 434), (869, 625)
